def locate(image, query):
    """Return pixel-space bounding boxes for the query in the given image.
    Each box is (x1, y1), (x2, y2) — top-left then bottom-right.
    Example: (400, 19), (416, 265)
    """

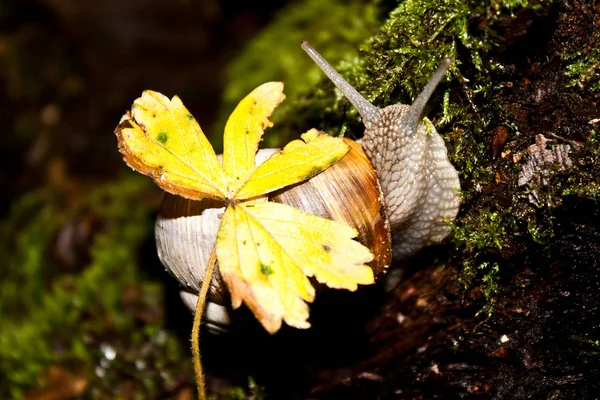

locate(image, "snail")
(155, 42), (460, 333)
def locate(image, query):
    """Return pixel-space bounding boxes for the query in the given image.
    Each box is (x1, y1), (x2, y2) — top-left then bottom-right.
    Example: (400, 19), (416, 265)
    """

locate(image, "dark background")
(1, 0), (289, 217)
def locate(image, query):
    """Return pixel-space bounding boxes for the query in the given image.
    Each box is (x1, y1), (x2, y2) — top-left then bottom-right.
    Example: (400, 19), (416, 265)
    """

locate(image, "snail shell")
(155, 138), (391, 332)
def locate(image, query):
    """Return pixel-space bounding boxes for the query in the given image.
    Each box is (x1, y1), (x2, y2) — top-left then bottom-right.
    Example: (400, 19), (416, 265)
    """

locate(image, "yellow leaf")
(216, 201), (373, 333)
(115, 90), (228, 200)
(222, 82), (285, 194)
(235, 129), (350, 200)
(116, 84), (377, 335)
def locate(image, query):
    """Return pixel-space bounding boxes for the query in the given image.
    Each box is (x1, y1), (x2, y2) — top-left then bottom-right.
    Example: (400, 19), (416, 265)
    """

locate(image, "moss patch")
(0, 174), (193, 398)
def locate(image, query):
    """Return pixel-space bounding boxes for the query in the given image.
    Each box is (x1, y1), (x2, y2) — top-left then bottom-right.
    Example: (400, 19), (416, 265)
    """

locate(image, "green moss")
(0, 189), (63, 397)
(478, 261), (500, 317)
(452, 211), (509, 252)
(561, 30), (600, 92)
(215, 377), (266, 400)
(0, 173), (191, 398)
(558, 127), (600, 200)
(268, 0), (548, 138)
(572, 336), (600, 359)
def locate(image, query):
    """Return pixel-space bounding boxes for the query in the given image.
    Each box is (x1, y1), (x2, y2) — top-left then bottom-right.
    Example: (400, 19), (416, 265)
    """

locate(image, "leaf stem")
(192, 244), (218, 400)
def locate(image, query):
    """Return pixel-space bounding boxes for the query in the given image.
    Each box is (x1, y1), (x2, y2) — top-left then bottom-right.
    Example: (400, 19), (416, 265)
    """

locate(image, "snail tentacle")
(406, 57), (453, 131)
(300, 41), (379, 127)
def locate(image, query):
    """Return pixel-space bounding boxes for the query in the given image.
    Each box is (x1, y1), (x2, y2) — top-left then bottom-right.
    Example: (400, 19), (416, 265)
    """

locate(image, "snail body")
(301, 42), (460, 259)
(155, 43), (460, 332)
